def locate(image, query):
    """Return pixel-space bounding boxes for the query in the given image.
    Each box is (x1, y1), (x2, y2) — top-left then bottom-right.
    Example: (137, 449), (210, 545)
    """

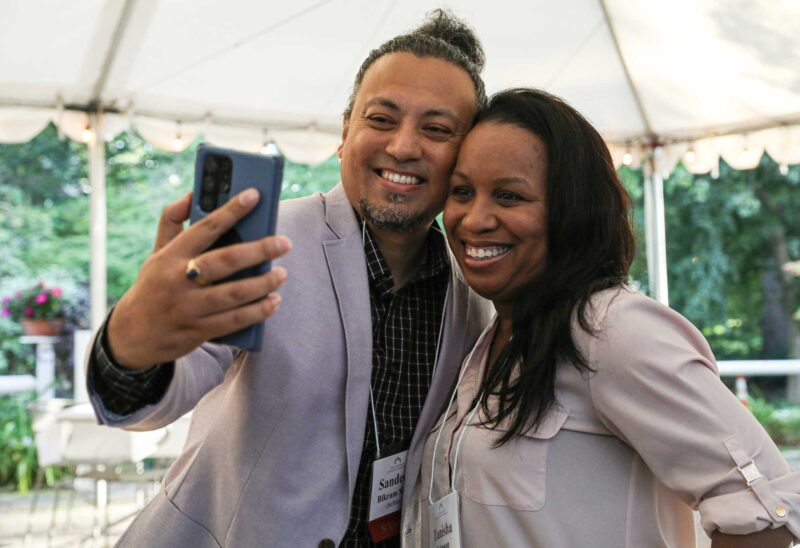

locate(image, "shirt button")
(318, 539), (336, 548)
(776, 505), (788, 517)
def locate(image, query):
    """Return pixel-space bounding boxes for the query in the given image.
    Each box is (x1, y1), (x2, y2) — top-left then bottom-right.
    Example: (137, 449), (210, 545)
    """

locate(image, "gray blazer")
(89, 184), (493, 547)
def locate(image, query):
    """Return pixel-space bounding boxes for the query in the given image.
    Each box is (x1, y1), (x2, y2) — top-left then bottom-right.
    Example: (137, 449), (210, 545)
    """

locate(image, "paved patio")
(0, 480), (153, 548)
(6, 455), (800, 547)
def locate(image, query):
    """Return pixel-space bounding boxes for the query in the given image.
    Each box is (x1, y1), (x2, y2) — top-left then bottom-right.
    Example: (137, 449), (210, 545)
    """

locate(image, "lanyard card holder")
(368, 443), (408, 542)
(428, 490), (461, 548)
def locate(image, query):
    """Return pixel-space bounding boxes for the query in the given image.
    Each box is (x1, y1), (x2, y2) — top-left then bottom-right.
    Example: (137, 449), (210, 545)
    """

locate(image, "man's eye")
(367, 115), (393, 126)
(425, 125), (453, 138)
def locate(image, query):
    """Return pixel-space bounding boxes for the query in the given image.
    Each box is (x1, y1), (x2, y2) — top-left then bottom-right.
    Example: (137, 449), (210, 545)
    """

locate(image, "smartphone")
(189, 144), (284, 351)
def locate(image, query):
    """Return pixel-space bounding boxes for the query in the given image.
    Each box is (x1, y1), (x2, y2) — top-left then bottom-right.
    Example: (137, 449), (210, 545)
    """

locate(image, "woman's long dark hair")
(474, 88), (635, 444)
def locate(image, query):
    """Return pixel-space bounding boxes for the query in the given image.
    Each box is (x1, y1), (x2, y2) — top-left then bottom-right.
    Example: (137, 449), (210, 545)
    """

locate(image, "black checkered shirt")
(340, 221), (449, 547)
(88, 218), (450, 548)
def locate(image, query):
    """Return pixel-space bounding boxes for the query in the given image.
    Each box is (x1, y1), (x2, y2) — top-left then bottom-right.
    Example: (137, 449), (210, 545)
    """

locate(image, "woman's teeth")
(380, 170), (421, 185)
(465, 245), (510, 260)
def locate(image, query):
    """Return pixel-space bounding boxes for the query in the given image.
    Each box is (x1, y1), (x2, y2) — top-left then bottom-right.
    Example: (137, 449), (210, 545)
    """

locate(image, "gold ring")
(185, 258), (210, 286)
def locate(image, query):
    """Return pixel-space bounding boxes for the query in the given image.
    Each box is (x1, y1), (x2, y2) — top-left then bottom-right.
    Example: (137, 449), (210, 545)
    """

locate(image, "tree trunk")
(754, 185), (799, 360)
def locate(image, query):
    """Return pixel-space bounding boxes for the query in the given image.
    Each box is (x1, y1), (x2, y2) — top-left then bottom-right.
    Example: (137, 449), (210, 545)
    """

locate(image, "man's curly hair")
(343, 9), (486, 120)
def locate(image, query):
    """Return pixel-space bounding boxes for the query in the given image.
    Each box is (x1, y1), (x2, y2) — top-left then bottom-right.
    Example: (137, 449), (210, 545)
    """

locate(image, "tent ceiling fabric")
(1, 0), (799, 168)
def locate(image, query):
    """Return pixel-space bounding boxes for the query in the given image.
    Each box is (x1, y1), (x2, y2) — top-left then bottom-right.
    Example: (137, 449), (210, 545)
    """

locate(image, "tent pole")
(643, 151), (669, 305)
(88, 113), (107, 331)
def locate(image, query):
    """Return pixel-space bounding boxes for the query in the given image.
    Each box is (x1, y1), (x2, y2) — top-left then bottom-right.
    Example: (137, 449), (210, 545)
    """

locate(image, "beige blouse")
(405, 287), (800, 547)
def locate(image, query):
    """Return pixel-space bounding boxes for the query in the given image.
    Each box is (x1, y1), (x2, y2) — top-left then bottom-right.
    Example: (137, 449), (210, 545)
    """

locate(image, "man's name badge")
(368, 449), (408, 542)
(427, 491), (461, 548)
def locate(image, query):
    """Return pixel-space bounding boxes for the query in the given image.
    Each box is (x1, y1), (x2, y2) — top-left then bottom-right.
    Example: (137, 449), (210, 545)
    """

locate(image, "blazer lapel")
(402, 263), (494, 509)
(322, 184), (373, 499)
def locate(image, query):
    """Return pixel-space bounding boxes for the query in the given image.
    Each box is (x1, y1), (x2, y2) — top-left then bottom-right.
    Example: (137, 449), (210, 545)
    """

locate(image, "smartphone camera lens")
(202, 174), (216, 193)
(199, 152), (232, 212)
(220, 172), (231, 192)
(200, 194), (216, 212)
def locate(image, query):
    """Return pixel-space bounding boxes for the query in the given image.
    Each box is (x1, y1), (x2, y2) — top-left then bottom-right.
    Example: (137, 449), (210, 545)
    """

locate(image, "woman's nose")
(460, 197), (497, 233)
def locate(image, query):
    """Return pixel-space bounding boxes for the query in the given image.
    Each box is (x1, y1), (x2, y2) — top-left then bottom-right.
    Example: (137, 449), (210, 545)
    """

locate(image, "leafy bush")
(749, 397), (800, 448)
(0, 394), (37, 492)
(0, 394), (73, 492)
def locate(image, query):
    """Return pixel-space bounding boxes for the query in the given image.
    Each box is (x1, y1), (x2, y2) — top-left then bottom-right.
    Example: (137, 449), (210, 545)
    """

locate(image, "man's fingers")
(154, 192), (193, 252)
(176, 188), (261, 256)
(187, 236), (291, 285)
(197, 293), (283, 339)
(190, 267), (288, 317)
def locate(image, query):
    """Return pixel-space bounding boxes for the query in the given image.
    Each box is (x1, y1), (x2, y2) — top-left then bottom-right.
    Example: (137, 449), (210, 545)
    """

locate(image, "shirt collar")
(359, 214), (450, 298)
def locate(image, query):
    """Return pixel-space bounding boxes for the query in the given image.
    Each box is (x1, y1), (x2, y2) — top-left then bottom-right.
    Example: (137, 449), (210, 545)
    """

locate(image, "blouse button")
(776, 505), (787, 517)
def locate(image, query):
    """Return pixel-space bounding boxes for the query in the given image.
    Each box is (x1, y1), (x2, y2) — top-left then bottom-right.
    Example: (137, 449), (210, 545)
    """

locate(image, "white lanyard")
(427, 326), (492, 504)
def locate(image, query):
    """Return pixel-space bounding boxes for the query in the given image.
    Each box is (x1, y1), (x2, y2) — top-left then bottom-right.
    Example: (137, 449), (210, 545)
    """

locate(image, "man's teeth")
(465, 245), (510, 260)
(380, 170), (421, 185)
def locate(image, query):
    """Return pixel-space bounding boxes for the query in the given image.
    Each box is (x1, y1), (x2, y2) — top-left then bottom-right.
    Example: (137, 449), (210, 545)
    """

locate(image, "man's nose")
(385, 124), (422, 162)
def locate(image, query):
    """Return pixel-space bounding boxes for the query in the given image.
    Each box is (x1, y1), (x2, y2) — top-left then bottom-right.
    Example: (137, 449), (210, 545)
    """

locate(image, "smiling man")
(85, 10), (493, 548)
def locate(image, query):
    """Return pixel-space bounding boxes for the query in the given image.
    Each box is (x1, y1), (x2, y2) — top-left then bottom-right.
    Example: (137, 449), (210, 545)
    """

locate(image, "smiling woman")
(410, 88), (800, 548)
(445, 122), (549, 312)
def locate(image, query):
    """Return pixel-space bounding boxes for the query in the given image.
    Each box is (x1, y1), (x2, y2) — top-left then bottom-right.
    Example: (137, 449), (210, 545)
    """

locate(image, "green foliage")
(0, 394), (71, 493)
(280, 156), (340, 200)
(0, 395), (37, 492)
(748, 397), (800, 448)
(0, 317), (32, 376)
(618, 167), (649, 292)
(663, 158), (800, 359)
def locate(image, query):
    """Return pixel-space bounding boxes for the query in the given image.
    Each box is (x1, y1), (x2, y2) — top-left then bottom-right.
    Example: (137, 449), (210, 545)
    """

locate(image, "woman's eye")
(450, 185), (473, 199)
(496, 190), (523, 202)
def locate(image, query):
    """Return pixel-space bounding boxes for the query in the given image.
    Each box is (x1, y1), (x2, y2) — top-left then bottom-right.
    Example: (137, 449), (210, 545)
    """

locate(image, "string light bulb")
(685, 148), (696, 163)
(81, 125), (94, 143)
(172, 121), (184, 151)
(261, 141), (280, 156)
(622, 149), (633, 166)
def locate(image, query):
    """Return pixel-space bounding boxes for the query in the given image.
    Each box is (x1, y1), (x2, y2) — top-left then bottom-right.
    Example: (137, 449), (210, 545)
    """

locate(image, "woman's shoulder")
(579, 285), (716, 371)
(584, 285), (683, 331)
(581, 285), (653, 330)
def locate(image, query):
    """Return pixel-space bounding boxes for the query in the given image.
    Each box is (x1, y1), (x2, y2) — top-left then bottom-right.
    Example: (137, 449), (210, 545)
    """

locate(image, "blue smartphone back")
(189, 144), (284, 351)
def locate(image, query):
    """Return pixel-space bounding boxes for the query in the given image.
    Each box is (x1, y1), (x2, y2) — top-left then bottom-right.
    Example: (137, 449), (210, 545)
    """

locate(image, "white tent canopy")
(1, 0), (800, 324)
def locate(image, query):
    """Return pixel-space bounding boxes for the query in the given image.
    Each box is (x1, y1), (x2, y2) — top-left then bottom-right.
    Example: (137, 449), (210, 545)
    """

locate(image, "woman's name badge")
(368, 449), (408, 542)
(428, 491), (461, 548)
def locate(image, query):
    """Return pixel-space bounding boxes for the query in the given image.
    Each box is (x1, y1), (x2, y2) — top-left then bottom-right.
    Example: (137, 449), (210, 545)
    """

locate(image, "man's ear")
(337, 121), (349, 159)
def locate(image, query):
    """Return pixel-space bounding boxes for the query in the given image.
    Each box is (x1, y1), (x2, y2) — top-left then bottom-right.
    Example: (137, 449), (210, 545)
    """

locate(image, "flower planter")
(21, 318), (64, 337)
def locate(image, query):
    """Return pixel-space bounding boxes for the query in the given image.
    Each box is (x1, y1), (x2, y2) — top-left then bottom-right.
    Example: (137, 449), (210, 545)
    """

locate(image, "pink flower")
(1, 296), (9, 305)
(25, 307), (34, 317)
(51, 288), (63, 297)
(1, 307), (9, 317)
(36, 293), (48, 304)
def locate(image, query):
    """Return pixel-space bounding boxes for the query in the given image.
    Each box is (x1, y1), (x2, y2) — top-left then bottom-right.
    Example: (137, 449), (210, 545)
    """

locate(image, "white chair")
(56, 403), (166, 545)
(25, 402), (169, 546)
